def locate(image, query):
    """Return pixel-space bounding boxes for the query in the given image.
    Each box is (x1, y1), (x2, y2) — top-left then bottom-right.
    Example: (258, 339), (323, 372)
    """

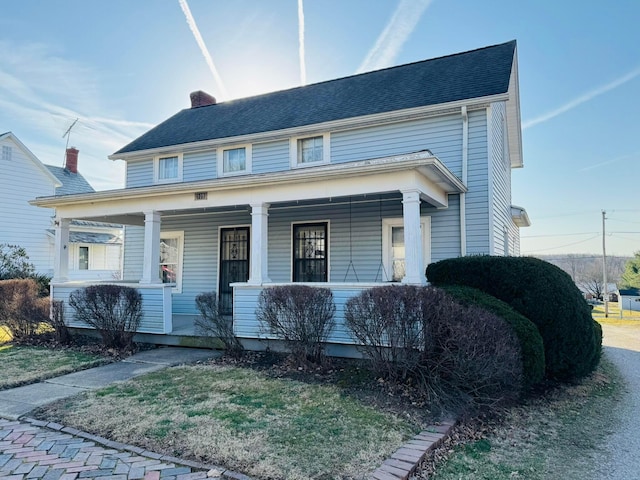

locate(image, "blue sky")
(1, 0), (638, 256)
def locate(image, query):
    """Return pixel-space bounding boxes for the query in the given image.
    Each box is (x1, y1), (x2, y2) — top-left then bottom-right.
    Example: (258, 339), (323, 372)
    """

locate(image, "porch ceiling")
(31, 151), (466, 221)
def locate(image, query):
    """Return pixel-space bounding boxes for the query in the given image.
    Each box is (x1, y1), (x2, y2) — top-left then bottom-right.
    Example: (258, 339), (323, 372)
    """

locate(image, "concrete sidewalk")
(0, 346), (247, 479)
(0, 347), (221, 420)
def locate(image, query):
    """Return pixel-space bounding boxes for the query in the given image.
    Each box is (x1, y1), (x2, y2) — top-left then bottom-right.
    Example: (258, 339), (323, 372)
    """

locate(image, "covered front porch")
(36, 151), (466, 345)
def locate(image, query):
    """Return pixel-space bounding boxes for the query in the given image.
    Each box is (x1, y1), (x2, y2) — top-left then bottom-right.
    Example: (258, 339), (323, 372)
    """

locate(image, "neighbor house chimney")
(65, 147), (78, 173)
(190, 90), (216, 108)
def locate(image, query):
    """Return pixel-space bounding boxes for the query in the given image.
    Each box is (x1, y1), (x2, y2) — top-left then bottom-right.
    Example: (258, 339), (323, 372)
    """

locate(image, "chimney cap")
(190, 90), (216, 108)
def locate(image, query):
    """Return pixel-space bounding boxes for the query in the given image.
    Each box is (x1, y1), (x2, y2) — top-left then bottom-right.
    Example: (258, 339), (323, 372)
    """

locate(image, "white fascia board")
(109, 95), (508, 162)
(33, 153), (465, 220)
(505, 50), (524, 169)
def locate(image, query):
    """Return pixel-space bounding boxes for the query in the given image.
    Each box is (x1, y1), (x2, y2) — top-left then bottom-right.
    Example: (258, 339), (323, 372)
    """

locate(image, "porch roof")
(31, 151), (466, 222)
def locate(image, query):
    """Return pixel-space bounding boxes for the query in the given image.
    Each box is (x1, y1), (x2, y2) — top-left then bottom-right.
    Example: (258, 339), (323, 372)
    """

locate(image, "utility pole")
(602, 210), (608, 318)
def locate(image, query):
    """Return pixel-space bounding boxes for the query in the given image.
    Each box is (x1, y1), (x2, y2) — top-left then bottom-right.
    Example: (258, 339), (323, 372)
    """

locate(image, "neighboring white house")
(33, 40), (530, 347)
(618, 288), (640, 313)
(0, 132), (122, 279)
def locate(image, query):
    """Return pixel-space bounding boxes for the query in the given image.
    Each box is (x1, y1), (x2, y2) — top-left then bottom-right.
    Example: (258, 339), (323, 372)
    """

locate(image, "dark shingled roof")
(114, 40), (516, 155)
(45, 166), (95, 195)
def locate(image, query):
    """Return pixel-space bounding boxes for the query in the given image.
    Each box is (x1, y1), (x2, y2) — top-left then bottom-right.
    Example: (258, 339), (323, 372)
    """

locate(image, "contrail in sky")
(356, 0), (433, 74)
(298, 0), (307, 85)
(178, 0), (229, 99)
(523, 66), (640, 129)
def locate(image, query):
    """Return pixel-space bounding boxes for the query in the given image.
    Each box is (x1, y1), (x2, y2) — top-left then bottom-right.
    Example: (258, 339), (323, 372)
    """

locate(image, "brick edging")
(19, 416), (254, 480)
(369, 419), (456, 480)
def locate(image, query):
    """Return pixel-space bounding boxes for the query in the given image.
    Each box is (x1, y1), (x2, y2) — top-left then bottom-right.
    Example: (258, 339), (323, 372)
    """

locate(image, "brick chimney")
(190, 90), (216, 108)
(65, 147), (79, 173)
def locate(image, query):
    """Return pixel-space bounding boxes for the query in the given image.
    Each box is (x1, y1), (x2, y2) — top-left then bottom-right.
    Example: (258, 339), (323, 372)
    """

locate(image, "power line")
(522, 234), (600, 253)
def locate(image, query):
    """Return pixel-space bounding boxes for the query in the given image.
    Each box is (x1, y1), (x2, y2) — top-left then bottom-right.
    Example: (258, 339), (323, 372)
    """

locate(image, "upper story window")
(218, 145), (252, 177)
(2, 145), (11, 161)
(290, 133), (330, 168)
(154, 154), (183, 184)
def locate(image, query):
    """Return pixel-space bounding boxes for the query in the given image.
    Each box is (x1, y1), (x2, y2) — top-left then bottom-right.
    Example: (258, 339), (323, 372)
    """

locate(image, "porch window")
(154, 154), (183, 183)
(218, 144), (252, 176)
(159, 231), (184, 292)
(290, 133), (329, 167)
(78, 246), (89, 270)
(293, 222), (328, 282)
(382, 217), (431, 282)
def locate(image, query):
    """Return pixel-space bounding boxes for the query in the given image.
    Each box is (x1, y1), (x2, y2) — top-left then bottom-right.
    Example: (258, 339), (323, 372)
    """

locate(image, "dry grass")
(0, 326), (11, 343)
(37, 363), (421, 479)
(592, 302), (640, 323)
(0, 344), (109, 389)
(416, 356), (623, 479)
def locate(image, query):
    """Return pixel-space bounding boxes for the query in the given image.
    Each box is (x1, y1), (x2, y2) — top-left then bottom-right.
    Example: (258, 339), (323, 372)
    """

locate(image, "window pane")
(293, 223), (327, 282)
(158, 156), (178, 180)
(391, 226), (405, 281)
(298, 136), (323, 163)
(79, 246), (89, 270)
(223, 148), (246, 172)
(160, 237), (179, 283)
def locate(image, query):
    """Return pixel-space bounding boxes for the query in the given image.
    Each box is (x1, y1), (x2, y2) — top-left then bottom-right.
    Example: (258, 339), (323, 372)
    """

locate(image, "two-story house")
(1, 132), (122, 280)
(33, 40), (530, 350)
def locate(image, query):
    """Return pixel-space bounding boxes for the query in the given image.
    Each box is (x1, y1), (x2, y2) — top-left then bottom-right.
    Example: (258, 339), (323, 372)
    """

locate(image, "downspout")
(460, 106), (468, 256)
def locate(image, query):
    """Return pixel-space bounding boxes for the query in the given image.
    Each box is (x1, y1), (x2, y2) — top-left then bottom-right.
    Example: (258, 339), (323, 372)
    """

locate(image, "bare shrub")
(256, 285), (336, 364)
(344, 285), (426, 379)
(69, 284), (142, 349)
(50, 300), (72, 344)
(195, 291), (244, 357)
(0, 279), (49, 340)
(345, 286), (523, 415)
(420, 288), (524, 414)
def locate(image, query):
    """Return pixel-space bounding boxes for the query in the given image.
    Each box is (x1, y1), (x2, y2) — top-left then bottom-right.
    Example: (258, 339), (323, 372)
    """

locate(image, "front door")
(219, 227), (250, 315)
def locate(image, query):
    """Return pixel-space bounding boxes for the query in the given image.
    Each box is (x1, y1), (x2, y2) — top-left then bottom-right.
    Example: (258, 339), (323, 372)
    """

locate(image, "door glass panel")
(391, 226), (405, 282)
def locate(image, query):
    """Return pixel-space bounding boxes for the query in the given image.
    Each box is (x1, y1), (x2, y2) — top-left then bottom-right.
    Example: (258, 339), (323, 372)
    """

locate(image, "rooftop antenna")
(62, 118), (79, 166)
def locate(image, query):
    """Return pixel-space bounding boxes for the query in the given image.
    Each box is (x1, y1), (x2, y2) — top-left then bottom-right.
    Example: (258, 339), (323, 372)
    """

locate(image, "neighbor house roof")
(45, 165), (95, 195)
(619, 288), (640, 296)
(112, 40), (517, 156)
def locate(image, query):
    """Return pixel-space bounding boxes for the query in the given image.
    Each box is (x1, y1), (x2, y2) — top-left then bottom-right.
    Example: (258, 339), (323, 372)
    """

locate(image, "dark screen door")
(219, 227), (249, 315)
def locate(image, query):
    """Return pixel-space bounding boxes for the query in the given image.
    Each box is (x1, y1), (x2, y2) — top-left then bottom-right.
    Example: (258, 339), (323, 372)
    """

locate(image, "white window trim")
(153, 153), (183, 184)
(160, 231), (184, 293)
(289, 133), (330, 168)
(290, 220), (330, 282)
(217, 144), (252, 177)
(381, 217), (431, 283)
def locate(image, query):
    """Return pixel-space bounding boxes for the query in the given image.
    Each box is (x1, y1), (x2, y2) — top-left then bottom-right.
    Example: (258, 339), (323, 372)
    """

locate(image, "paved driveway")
(594, 323), (640, 480)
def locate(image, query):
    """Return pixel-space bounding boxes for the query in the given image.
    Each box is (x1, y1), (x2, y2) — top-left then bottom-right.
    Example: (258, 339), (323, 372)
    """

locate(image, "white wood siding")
(52, 282), (172, 334)
(331, 114), (463, 176)
(465, 110), (490, 254)
(0, 136), (57, 273)
(184, 150), (216, 182)
(125, 159), (153, 188)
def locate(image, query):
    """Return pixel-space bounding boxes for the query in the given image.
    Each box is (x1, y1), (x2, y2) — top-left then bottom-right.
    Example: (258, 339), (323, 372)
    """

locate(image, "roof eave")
(0, 132), (63, 187)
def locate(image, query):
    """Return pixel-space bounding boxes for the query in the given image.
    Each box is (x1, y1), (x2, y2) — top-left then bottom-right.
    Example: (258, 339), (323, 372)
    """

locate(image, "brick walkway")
(0, 418), (211, 480)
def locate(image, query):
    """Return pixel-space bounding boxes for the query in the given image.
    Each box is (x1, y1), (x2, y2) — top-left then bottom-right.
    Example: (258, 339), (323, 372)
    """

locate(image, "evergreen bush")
(426, 256), (602, 381)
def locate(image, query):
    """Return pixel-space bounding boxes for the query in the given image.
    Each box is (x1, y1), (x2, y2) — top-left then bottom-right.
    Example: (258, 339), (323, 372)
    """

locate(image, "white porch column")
(401, 190), (425, 284)
(53, 218), (70, 282)
(141, 210), (162, 284)
(248, 202), (271, 284)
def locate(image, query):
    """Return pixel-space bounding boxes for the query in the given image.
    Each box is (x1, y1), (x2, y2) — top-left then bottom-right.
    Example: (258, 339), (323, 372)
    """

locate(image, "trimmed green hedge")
(426, 256), (602, 381)
(440, 285), (545, 391)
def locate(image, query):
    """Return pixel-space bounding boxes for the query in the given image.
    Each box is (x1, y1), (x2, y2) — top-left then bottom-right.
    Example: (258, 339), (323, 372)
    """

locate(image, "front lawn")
(0, 344), (110, 389)
(36, 361), (425, 479)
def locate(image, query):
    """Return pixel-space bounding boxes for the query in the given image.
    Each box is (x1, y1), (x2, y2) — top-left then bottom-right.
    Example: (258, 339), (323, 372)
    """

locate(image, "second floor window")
(154, 154), (182, 183)
(298, 136), (323, 163)
(218, 145), (252, 176)
(224, 148), (246, 173)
